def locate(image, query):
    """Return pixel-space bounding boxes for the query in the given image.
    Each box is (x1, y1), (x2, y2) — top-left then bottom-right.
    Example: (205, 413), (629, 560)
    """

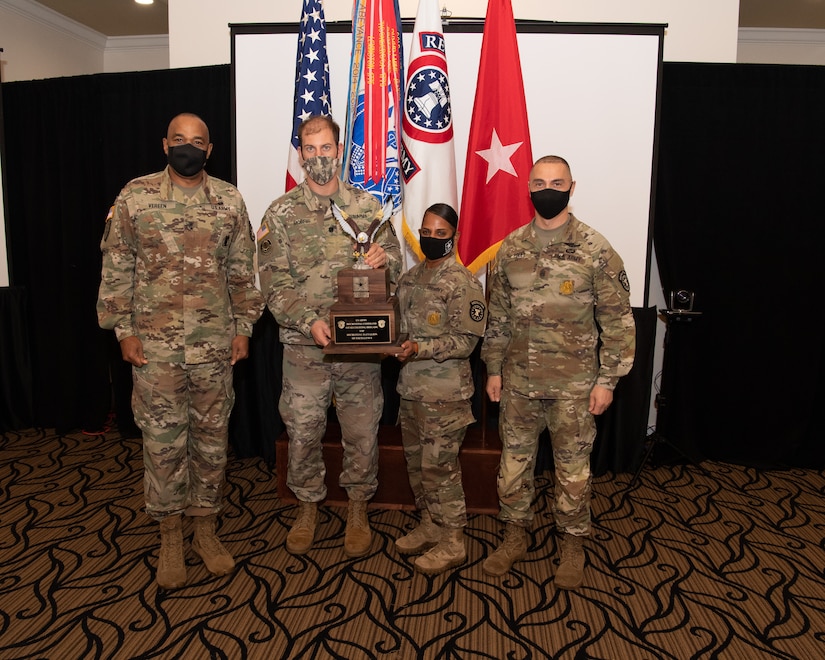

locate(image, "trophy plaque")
(323, 199), (406, 354)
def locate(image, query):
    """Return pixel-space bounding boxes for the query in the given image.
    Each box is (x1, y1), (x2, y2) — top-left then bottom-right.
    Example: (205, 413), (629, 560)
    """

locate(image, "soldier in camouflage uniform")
(481, 155), (635, 589)
(391, 203), (486, 575)
(257, 115), (402, 558)
(97, 113), (264, 590)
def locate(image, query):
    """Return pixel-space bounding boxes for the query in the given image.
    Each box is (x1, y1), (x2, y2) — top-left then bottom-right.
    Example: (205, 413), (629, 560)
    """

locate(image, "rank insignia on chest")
(560, 280), (574, 295)
(427, 311), (442, 325)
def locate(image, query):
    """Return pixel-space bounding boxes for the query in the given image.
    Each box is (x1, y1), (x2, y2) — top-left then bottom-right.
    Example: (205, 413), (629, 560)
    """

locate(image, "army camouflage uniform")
(257, 179), (402, 502)
(97, 167), (264, 520)
(481, 214), (635, 535)
(396, 258), (487, 528)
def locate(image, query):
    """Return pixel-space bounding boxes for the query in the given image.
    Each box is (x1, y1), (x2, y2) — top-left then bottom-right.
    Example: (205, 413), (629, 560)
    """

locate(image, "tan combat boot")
(344, 499), (372, 557)
(157, 515), (187, 589)
(286, 501), (318, 555)
(395, 509), (440, 555)
(481, 523), (528, 577)
(191, 514), (235, 576)
(555, 533), (585, 590)
(413, 527), (466, 575)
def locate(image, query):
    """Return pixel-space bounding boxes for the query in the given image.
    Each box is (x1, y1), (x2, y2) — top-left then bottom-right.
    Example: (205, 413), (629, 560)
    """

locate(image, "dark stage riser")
(276, 423), (501, 514)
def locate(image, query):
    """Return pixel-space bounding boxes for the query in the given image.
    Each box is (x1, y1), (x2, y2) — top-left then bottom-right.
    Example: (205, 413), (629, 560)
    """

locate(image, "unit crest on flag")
(399, 0), (457, 267)
(403, 55), (453, 144)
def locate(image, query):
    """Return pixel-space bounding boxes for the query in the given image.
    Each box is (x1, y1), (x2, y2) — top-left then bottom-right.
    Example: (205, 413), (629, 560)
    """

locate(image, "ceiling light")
(135, 0), (154, 5)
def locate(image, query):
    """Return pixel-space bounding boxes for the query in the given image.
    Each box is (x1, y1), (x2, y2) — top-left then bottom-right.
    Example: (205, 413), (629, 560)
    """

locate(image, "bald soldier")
(97, 113), (264, 589)
(257, 115), (402, 558)
(481, 155), (635, 589)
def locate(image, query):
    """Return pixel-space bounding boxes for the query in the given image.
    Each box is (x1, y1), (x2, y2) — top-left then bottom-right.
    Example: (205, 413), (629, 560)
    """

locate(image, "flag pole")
(480, 260), (493, 446)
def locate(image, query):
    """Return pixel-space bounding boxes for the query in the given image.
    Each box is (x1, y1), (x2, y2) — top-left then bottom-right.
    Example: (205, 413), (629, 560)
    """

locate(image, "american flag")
(285, 0), (332, 192)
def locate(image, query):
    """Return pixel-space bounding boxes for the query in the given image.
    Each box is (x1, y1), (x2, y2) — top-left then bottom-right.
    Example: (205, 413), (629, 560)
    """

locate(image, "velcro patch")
(618, 270), (630, 292)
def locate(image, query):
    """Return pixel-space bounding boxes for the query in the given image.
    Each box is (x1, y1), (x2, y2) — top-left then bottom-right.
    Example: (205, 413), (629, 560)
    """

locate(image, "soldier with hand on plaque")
(257, 115), (402, 558)
(390, 203), (486, 575)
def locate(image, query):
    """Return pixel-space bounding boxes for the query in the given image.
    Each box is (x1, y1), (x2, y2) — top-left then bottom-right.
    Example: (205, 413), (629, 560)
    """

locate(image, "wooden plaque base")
(323, 265), (401, 354)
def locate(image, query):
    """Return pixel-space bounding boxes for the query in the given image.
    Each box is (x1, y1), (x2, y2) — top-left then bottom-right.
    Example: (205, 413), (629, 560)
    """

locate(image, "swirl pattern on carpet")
(0, 428), (823, 659)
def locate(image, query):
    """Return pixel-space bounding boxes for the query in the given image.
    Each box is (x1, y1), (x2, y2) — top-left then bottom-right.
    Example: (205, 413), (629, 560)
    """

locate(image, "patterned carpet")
(1, 428), (823, 659)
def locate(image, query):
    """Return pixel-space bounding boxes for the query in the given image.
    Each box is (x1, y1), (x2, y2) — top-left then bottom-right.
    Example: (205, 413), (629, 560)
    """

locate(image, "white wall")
(737, 28), (825, 64)
(169, 0), (740, 67)
(0, 0), (168, 83)
(104, 36), (170, 75)
(0, 0), (104, 82)
(7, 3), (825, 85)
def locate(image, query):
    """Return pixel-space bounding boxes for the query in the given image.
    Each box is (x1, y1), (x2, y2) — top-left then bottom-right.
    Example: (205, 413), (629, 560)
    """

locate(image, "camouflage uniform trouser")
(132, 360), (234, 520)
(498, 390), (595, 535)
(280, 344), (383, 502)
(399, 398), (474, 528)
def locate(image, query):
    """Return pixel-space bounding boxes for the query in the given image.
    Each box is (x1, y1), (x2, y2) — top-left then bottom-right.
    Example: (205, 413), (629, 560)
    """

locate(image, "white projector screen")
(231, 21), (664, 307)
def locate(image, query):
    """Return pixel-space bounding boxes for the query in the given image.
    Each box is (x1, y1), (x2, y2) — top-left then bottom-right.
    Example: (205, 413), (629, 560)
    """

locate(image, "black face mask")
(167, 144), (208, 177)
(531, 187), (571, 220)
(420, 235), (455, 261)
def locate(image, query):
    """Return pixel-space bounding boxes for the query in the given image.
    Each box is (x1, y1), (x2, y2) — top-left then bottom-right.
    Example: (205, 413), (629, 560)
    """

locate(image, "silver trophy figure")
(331, 197), (394, 270)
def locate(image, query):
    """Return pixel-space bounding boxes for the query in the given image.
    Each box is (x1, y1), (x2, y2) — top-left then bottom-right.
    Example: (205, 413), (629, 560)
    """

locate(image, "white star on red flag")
(476, 128), (523, 184)
(457, 0), (534, 273)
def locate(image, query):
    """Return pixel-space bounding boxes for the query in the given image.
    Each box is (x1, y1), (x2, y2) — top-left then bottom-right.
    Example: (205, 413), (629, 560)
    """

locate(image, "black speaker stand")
(630, 309), (708, 485)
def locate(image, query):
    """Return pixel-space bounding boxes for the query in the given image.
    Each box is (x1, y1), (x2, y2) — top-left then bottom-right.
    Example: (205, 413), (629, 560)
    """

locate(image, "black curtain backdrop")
(0, 286), (33, 432)
(654, 62), (825, 469)
(593, 306), (657, 474)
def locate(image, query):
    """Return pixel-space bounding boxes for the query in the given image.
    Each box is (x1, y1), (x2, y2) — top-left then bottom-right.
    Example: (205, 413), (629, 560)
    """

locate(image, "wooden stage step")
(276, 423), (502, 514)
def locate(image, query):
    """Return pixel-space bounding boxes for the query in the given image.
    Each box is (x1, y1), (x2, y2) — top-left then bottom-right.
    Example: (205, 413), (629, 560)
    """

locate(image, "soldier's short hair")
(298, 115), (340, 147)
(533, 155), (572, 178)
(425, 202), (459, 229)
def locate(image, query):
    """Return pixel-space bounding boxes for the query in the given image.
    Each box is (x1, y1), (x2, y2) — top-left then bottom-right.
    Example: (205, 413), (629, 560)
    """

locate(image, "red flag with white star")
(456, 0), (533, 274)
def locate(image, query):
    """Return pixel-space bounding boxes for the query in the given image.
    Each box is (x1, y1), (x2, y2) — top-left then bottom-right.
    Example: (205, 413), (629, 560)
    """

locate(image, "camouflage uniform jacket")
(257, 179), (402, 345)
(97, 167), (264, 364)
(396, 258), (486, 402)
(481, 214), (635, 399)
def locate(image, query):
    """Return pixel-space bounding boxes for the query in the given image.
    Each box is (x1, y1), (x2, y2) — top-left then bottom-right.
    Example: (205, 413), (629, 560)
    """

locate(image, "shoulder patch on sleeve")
(469, 300), (486, 322)
(105, 205), (114, 222)
(256, 224), (270, 242)
(618, 270), (630, 292)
